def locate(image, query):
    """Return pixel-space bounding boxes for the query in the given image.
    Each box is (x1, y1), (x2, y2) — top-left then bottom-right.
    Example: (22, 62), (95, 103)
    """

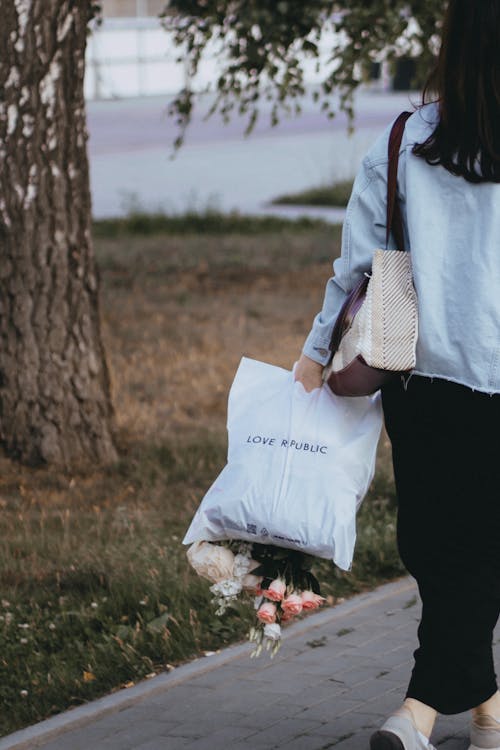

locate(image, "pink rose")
(282, 593), (303, 616)
(257, 601), (277, 624)
(261, 577), (286, 602)
(300, 590), (326, 610)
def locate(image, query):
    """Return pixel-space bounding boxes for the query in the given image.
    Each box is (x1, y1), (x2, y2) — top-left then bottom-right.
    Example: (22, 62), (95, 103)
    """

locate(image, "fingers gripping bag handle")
(182, 357), (383, 571)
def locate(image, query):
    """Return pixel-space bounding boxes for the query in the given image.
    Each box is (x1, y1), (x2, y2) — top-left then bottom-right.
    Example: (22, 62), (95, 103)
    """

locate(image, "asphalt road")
(86, 88), (417, 218)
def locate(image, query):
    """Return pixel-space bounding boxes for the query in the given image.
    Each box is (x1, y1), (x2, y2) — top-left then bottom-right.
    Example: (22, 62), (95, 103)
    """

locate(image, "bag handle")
(386, 110), (412, 251)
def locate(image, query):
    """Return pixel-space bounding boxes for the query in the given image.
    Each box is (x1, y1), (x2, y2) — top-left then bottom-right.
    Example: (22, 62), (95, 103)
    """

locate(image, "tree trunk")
(0, 1), (118, 467)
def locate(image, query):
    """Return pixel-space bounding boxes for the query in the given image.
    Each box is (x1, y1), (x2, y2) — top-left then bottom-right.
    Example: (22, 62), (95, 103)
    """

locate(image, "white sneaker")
(370, 707), (436, 750)
(469, 714), (500, 750)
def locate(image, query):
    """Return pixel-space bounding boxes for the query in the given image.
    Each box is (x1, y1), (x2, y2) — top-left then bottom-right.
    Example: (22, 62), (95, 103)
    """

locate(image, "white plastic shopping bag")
(183, 357), (383, 570)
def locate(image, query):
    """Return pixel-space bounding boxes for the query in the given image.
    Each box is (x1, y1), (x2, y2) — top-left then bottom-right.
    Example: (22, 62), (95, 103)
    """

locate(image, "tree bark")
(0, 1), (118, 467)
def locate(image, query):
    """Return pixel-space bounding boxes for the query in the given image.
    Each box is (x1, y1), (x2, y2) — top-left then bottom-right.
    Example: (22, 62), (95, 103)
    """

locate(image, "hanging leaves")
(161, 0), (446, 148)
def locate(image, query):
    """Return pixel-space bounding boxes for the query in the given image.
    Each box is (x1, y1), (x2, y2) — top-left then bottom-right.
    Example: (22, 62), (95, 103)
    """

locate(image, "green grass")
(273, 180), (354, 208)
(93, 208), (330, 239)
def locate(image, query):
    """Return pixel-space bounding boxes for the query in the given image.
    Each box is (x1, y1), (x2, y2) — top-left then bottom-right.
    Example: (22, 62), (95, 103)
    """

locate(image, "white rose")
(263, 623), (281, 641)
(186, 541), (235, 583)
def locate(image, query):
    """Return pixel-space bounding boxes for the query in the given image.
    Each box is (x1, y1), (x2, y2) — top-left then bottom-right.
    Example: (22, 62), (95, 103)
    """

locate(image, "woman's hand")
(294, 353), (325, 392)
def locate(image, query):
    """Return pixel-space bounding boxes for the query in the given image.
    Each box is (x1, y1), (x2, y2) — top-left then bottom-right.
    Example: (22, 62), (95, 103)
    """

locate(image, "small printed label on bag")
(245, 521), (302, 545)
(272, 533), (304, 545)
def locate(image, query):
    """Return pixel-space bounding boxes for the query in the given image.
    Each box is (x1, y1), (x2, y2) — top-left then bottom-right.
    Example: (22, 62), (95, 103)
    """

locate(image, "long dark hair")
(413, 0), (500, 183)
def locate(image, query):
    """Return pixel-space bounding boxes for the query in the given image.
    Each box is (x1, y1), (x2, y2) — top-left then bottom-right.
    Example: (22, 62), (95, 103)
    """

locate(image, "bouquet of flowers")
(183, 358), (382, 656)
(187, 539), (326, 657)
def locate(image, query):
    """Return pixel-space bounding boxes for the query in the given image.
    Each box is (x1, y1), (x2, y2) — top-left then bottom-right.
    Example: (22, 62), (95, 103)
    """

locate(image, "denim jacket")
(302, 102), (500, 395)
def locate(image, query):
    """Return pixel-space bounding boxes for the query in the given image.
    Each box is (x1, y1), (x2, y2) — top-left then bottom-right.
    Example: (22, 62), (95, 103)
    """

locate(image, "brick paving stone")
(434, 736), (468, 749)
(343, 678), (402, 703)
(374, 663), (413, 684)
(310, 712), (381, 738)
(285, 647), (364, 664)
(111, 708), (183, 730)
(95, 720), (181, 748)
(37, 723), (115, 747)
(234, 705), (304, 729)
(328, 625), (397, 648)
(331, 728), (374, 748)
(146, 695), (225, 723)
(282, 733), (341, 750)
(240, 668), (324, 691)
(135, 740), (190, 750)
(27, 736), (94, 750)
(165, 710), (257, 738)
(98, 738), (184, 750)
(367, 645), (413, 666)
(361, 688), (409, 717)
(178, 725), (259, 749)
(369, 676), (410, 699)
(145, 683), (217, 709)
(256, 680), (341, 701)
(334, 665), (389, 686)
(297, 660), (368, 680)
(233, 716), (322, 747)
(270, 735), (328, 750)
(267, 680), (350, 708)
(184, 665), (245, 688)
(215, 686), (293, 714)
(297, 696), (366, 723)
(373, 607), (421, 623)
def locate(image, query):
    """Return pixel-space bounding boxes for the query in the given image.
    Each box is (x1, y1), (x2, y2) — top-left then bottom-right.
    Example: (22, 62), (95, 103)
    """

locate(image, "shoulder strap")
(386, 111), (412, 251)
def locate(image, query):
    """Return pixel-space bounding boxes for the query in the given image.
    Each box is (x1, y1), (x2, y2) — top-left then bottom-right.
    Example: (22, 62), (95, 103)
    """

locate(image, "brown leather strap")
(328, 111), (412, 361)
(386, 111), (412, 251)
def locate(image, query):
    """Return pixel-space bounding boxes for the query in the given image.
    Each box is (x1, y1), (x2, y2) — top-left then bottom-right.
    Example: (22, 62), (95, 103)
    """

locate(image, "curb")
(255, 203), (347, 224)
(0, 576), (416, 750)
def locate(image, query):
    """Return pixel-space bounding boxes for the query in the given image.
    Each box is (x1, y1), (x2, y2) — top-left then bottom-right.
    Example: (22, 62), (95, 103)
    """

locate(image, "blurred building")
(101, 1), (166, 17)
(85, 0), (185, 99)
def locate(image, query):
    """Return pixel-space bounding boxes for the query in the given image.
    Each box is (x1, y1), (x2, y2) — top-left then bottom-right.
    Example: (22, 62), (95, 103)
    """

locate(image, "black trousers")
(381, 375), (500, 715)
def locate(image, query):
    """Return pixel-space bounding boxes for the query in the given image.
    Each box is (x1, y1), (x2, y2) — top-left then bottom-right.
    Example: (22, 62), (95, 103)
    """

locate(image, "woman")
(295, 2), (500, 749)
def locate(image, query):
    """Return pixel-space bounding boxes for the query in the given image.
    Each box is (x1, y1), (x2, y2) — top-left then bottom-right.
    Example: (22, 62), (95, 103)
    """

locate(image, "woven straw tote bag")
(325, 111), (418, 397)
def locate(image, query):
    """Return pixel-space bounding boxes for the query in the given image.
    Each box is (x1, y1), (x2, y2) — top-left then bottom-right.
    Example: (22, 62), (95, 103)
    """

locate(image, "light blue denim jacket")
(302, 102), (500, 395)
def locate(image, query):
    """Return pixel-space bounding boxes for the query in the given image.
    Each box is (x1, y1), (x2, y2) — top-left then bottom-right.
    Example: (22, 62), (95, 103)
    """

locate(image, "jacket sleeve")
(301, 129), (395, 366)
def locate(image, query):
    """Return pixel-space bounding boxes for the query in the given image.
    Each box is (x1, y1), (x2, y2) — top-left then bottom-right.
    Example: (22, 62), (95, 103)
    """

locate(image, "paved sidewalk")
(3, 577), (490, 750)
